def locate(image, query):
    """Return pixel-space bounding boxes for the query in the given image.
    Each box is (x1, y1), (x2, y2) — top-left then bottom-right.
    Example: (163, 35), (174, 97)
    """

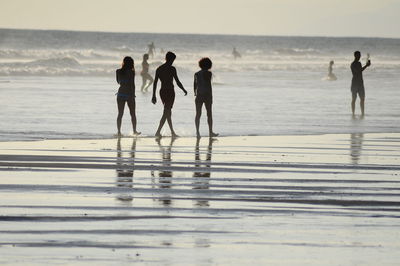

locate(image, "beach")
(2, 30), (400, 141)
(1, 28), (400, 265)
(1, 134), (399, 265)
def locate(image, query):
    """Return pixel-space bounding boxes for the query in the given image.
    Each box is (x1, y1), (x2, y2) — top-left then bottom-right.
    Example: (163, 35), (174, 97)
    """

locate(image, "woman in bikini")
(116, 56), (140, 136)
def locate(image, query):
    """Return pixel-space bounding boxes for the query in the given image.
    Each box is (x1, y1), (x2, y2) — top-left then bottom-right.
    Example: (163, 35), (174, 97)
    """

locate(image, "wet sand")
(0, 134), (399, 265)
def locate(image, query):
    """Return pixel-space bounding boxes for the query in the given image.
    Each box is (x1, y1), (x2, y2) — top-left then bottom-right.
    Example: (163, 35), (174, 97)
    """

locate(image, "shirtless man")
(351, 51), (371, 116)
(152, 51), (187, 138)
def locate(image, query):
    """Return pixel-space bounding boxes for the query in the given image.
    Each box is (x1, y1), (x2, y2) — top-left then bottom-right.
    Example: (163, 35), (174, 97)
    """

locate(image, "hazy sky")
(0, 0), (399, 38)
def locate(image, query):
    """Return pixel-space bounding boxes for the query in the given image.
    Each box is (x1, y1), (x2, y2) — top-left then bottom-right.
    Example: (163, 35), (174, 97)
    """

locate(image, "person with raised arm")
(351, 51), (371, 117)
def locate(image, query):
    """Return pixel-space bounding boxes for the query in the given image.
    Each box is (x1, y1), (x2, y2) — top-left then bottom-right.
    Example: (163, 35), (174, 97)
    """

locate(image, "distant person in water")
(194, 57), (218, 138)
(140, 54), (153, 92)
(116, 56), (140, 136)
(152, 51), (187, 138)
(327, 60), (337, 81)
(232, 47), (241, 60)
(351, 51), (371, 116)
(148, 42), (156, 58)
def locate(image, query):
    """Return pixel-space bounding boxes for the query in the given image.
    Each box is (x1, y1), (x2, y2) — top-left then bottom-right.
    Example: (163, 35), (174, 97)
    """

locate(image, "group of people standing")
(116, 51), (218, 138)
(116, 49), (371, 138)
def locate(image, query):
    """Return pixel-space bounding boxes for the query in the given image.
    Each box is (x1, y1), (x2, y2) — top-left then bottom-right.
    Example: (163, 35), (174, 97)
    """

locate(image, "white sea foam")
(1, 28), (400, 77)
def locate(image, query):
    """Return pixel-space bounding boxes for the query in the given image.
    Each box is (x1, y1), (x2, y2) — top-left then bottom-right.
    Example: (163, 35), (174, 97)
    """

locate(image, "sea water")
(0, 29), (399, 141)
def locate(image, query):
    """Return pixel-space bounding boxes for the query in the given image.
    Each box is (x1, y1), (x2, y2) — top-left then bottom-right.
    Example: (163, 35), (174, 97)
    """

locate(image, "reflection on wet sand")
(350, 133), (364, 165)
(192, 138), (215, 207)
(156, 137), (176, 206)
(115, 137), (136, 204)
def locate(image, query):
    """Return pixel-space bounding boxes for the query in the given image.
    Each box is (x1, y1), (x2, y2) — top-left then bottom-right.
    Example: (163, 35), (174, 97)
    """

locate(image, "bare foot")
(133, 131), (141, 136)
(172, 133), (179, 138)
(210, 132), (219, 137)
(155, 132), (162, 138)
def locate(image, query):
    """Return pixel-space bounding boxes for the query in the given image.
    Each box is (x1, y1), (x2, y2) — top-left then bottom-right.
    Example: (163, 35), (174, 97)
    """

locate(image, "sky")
(0, 0), (399, 38)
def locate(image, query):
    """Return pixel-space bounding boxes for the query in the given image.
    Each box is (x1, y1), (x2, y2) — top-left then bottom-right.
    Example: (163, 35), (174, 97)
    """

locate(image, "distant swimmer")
(350, 51), (371, 117)
(152, 51), (188, 138)
(326, 60), (337, 81)
(148, 42), (156, 58)
(232, 47), (241, 60)
(194, 57), (218, 138)
(140, 54), (153, 92)
(115, 56), (140, 136)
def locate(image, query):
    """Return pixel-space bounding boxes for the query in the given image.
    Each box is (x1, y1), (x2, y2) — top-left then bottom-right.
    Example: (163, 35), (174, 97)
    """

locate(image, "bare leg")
(360, 97), (365, 116)
(205, 101), (218, 137)
(117, 98), (125, 135)
(127, 98), (140, 135)
(165, 108), (178, 137)
(351, 95), (356, 116)
(155, 108), (168, 137)
(195, 100), (203, 138)
(144, 76), (154, 92)
(141, 76), (146, 92)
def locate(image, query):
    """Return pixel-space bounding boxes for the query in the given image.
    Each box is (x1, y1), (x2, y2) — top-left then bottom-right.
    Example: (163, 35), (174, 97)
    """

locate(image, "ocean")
(0, 28), (399, 141)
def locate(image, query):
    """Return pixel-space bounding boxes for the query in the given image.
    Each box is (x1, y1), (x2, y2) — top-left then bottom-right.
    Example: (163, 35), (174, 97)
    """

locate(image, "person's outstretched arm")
(173, 68), (187, 95)
(152, 71), (159, 104)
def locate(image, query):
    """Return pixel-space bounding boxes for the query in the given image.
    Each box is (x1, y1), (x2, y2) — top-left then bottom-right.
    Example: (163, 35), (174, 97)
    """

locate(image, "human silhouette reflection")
(350, 133), (364, 165)
(192, 138), (215, 207)
(115, 137), (136, 203)
(156, 137), (176, 206)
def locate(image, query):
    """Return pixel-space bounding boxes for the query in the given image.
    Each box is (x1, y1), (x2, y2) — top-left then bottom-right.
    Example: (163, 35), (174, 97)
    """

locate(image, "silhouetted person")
(194, 58), (218, 138)
(156, 137), (175, 206)
(152, 52), (187, 138)
(351, 51), (371, 116)
(140, 54), (153, 92)
(192, 138), (215, 207)
(232, 47), (241, 60)
(116, 56), (140, 136)
(327, 60), (337, 81)
(115, 137), (136, 203)
(148, 42), (156, 58)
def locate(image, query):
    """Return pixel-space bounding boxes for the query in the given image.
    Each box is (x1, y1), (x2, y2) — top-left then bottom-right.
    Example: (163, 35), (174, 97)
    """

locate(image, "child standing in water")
(327, 60), (337, 81)
(194, 57), (218, 138)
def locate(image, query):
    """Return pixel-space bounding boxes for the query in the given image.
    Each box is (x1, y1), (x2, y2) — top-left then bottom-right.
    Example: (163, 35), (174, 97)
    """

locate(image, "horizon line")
(1, 27), (400, 41)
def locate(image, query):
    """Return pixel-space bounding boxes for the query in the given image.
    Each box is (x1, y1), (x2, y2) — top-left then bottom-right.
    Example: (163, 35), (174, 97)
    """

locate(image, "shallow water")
(0, 134), (399, 265)
(1, 68), (399, 141)
(1, 29), (400, 141)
